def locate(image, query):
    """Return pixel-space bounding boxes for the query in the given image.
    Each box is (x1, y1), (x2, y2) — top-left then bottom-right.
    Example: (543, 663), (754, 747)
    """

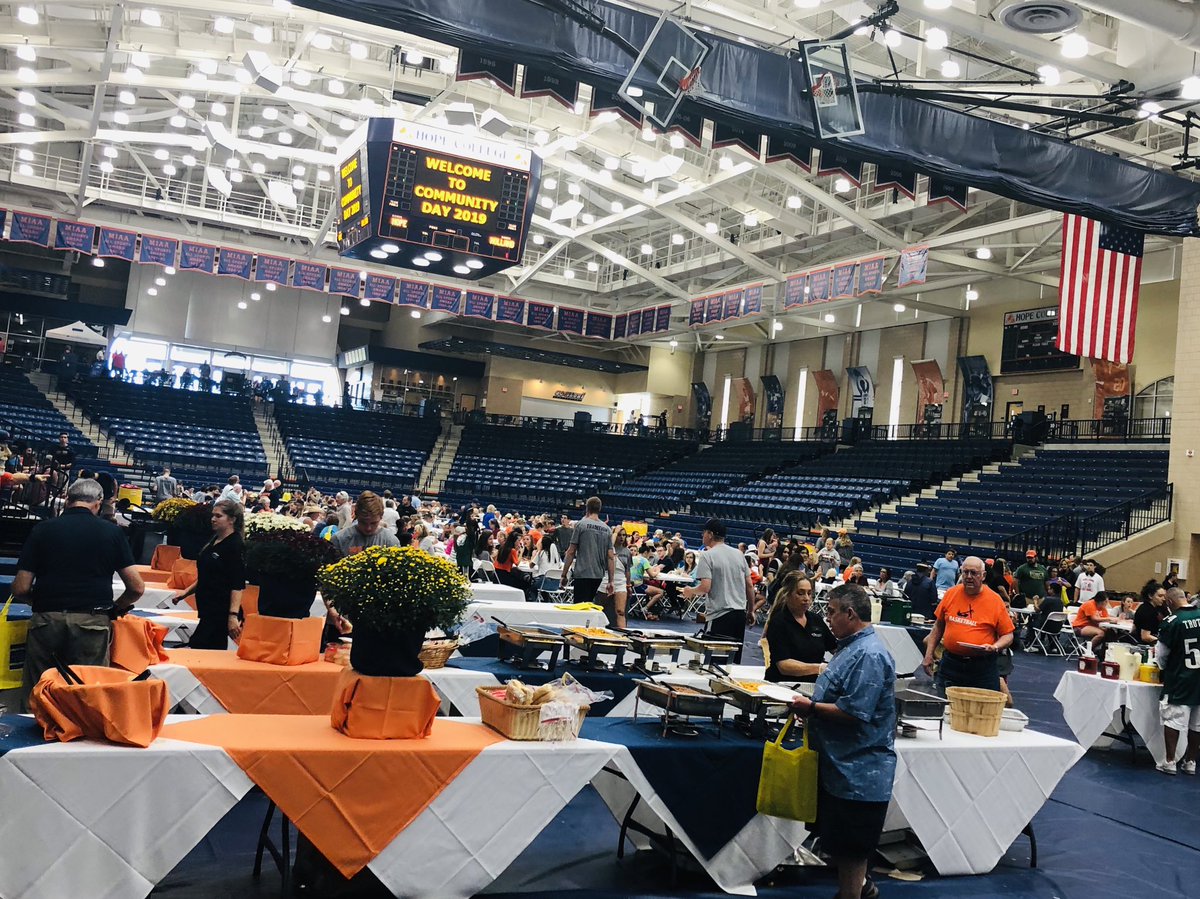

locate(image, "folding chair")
(1027, 611), (1068, 656)
(537, 568), (570, 603)
(1063, 621), (1090, 660)
(626, 584), (649, 619)
(473, 559), (501, 584)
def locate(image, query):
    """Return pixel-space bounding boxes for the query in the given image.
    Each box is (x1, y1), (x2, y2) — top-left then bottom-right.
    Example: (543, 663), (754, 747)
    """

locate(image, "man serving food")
(922, 555), (1014, 694)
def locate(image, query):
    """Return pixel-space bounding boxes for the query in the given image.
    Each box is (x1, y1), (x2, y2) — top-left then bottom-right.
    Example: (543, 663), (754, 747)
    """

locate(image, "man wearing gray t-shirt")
(561, 496), (615, 605)
(682, 518), (755, 645)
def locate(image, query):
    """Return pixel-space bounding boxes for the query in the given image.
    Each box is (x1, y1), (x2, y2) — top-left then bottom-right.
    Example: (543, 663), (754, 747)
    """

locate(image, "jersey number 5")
(1185, 637), (1200, 670)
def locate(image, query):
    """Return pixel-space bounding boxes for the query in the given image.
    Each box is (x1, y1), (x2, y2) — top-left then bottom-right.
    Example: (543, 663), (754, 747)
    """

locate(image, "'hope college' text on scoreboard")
(335, 119), (541, 281)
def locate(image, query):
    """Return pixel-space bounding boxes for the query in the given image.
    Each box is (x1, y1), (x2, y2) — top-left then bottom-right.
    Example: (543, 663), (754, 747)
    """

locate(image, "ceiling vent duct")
(999, 1), (1084, 34)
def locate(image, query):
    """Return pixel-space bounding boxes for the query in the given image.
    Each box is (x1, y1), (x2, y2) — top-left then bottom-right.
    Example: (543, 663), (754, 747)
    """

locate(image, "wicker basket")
(475, 686), (588, 741)
(418, 638), (460, 670)
(945, 686), (1006, 737)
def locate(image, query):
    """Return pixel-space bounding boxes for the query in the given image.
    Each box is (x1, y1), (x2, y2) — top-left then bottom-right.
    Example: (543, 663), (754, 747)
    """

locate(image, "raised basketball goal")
(618, 13), (710, 130)
(799, 40), (865, 139)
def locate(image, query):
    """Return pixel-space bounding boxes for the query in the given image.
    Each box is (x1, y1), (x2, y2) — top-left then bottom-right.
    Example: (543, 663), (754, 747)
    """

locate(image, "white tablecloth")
(125, 581), (177, 609)
(888, 725), (1083, 875)
(146, 663), (228, 715)
(1052, 669), (1165, 764)
(0, 716), (615, 899)
(873, 624), (925, 676)
(459, 600), (608, 634)
(591, 746), (809, 896)
(470, 583), (526, 602)
(0, 716), (253, 899)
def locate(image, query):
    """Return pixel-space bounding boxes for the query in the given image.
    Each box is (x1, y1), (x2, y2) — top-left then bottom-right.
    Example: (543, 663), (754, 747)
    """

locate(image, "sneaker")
(1157, 759), (1178, 775)
(1180, 760), (1197, 775)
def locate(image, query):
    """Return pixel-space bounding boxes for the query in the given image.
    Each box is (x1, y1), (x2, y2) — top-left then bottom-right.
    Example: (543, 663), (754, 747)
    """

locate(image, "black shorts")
(816, 785), (889, 860)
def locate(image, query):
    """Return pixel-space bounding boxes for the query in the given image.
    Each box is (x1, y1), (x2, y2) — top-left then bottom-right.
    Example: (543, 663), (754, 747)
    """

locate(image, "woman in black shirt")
(763, 572), (837, 683)
(1133, 580), (1168, 645)
(171, 499), (246, 649)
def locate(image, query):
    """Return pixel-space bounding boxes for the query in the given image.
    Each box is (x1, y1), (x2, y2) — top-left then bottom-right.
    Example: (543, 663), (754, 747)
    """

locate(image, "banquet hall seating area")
(601, 439), (831, 514)
(0, 368), (96, 457)
(66, 378), (266, 475)
(274, 403), (440, 493)
(862, 448), (1168, 544)
(691, 439), (1009, 529)
(444, 424), (694, 504)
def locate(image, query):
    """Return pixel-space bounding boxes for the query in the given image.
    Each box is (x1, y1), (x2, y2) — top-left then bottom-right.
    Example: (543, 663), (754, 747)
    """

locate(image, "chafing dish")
(616, 628), (685, 672)
(634, 680), (725, 737)
(708, 676), (794, 739)
(562, 626), (630, 671)
(496, 625), (564, 671)
(684, 635), (743, 668)
(894, 688), (947, 738)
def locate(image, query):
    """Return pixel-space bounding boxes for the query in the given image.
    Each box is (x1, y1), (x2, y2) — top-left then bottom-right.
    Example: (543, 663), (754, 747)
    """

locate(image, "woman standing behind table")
(171, 498), (245, 649)
(757, 528), (779, 570)
(763, 572), (836, 683)
(599, 528), (633, 629)
(1133, 580), (1168, 645)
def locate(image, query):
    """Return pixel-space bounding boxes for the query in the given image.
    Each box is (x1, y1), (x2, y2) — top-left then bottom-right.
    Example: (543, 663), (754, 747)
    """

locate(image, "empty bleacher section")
(602, 440), (831, 514)
(693, 439), (1009, 529)
(66, 379), (266, 475)
(444, 424), (694, 504)
(852, 448), (1170, 571)
(275, 404), (440, 494)
(0, 368), (96, 457)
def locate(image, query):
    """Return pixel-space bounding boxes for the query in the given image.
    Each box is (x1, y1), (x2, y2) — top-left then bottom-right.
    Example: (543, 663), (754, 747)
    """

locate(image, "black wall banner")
(817, 149), (864, 186)
(874, 163), (917, 200)
(590, 86), (641, 126)
(456, 50), (517, 93)
(929, 176), (969, 211)
(521, 66), (578, 108)
(766, 133), (814, 171)
(692, 382), (712, 424)
(760, 375), (784, 415)
(712, 120), (762, 157)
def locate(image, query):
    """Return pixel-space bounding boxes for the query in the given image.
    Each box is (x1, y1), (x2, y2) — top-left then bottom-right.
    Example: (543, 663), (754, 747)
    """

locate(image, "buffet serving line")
(0, 616), (1085, 899)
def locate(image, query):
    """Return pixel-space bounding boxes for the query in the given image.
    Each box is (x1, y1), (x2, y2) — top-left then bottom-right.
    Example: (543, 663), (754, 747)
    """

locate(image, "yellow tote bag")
(1, 596), (32, 691)
(756, 714), (819, 822)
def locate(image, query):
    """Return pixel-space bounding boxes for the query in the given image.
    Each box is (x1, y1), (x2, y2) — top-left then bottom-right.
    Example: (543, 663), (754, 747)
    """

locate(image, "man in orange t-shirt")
(922, 556), (1015, 693)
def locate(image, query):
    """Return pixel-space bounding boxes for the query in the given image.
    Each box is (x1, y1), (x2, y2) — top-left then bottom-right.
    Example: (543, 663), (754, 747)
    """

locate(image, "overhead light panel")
(182, 153), (196, 166)
(17, 7), (39, 26)
(1037, 65), (1061, 87)
(940, 58), (961, 79)
(118, 90), (136, 105)
(141, 8), (162, 27)
(349, 42), (368, 60)
(153, 148), (169, 161)
(1060, 32), (1089, 59)
(262, 107), (279, 121)
(17, 45), (36, 62)
(925, 28), (948, 51)
(311, 32), (333, 50)
(211, 101), (227, 116)
(169, 114), (186, 129)
(672, 233), (685, 245)
(253, 25), (272, 44)
(17, 91), (35, 106)
(1183, 76), (1200, 100)
(290, 69), (312, 87)
(327, 78), (345, 95)
(975, 246), (992, 260)
(213, 16), (234, 34)
(17, 67), (35, 83)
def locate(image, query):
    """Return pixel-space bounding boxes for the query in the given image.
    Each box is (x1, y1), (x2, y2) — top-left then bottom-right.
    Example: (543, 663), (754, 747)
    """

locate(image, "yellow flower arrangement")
(151, 497), (196, 523)
(318, 545), (471, 635)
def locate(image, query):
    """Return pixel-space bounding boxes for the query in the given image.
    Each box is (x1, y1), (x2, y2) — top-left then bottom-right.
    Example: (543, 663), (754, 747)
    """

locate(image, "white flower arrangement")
(243, 512), (310, 536)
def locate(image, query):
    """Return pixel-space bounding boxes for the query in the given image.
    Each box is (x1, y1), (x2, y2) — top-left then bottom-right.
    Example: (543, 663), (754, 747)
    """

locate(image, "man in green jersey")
(1155, 587), (1200, 775)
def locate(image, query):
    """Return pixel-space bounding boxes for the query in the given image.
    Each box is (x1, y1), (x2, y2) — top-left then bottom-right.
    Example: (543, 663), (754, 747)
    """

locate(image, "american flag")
(1056, 214), (1144, 364)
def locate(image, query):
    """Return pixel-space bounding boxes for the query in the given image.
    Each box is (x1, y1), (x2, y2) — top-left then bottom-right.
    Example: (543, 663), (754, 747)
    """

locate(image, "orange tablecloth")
(164, 649), (342, 715)
(162, 715), (503, 877)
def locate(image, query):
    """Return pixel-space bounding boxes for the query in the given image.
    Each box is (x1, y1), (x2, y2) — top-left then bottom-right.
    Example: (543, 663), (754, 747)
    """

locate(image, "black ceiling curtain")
(297, 0), (1200, 236)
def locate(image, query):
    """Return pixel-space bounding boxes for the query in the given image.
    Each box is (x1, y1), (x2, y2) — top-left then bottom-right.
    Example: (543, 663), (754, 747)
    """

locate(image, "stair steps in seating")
(26, 371), (135, 466)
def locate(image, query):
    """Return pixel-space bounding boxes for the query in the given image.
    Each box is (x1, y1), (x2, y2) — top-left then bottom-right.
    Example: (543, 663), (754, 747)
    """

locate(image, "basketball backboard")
(800, 40), (865, 139)
(618, 13), (710, 130)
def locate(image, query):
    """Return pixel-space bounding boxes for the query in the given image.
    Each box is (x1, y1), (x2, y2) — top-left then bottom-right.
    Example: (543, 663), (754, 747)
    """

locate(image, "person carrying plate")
(921, 555), (1015, 694)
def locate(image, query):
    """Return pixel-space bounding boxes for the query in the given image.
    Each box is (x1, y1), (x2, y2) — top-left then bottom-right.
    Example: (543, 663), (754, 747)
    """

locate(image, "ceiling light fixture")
(940, 58), (961, 79)
(265, 283), (276, 291)
(327, 78), (345, 95)
(965, 286), (979, 301)
(178, 94), (195, 109)
(1038, 64), (1061, 87)
(453, 264), (470, 275)
(714, 333), (725, 340)
(834, 177), (852, 193)
(349, 42), (368, 60)
(17, 67), (36, 83)
(360, 297), (370, 306)
(412, 258), (430, 267)
(1182, 76), (1200, 100)
(17, 45), (36, 61)
(975, 246), (992, 260)
(923, 0), (951, 9)
(705, 221), (719, 233)
(118, 90), (136, 105)
(466, 259), (484, 270)
(322, 314), (332, 323)
(672, 233), (685, 246)
(311, 32), (333, 50)
(248, 125), (264, 138)
(340, 306), (350, 316)
(181, 153), (197, 166)
(153, 148), (169, 161)
(410, 309), (422, 318)
(17, 91), (34, 106)
(251, 291), (261, 301)
(141, 8), (162, 27)
(587, 261), (599, 272)
(92, 257), (105, 267)
(17, 7), (39, 26)
(640, 243), (654, 255)
(237, 301), (248, 310)
(1060, 32), (1089, 59)
(253, 25), (272, 43)
(925, 27), (948, 51)
(893, 303), (906, 312)
(18, 112), (35, 127)
(213, 16), (234, 33)
(823, 313), (835, 323)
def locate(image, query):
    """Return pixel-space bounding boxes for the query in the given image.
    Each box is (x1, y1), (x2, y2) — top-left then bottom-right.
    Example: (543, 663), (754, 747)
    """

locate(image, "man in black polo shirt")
(51, 432), (75, 473)
(13, 478), (144, 708)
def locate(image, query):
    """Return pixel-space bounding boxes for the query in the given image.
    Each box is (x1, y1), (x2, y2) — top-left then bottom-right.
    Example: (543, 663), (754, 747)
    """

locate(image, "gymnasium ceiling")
(0, 0), (1195, 354)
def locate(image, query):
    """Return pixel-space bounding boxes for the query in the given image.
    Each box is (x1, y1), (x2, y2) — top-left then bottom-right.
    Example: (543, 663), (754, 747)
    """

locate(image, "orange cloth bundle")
(109, 615), (170, 672)
(240, 584), (260, 616)
(150, 544), (182, 572)
(132, 565), (174, 586)
(237, 614), (324, 666)
(330, 668), (441, 740)
(167, 559), (198, 591)
(162, 715), (502, 877)
(30, 665), (169, 748)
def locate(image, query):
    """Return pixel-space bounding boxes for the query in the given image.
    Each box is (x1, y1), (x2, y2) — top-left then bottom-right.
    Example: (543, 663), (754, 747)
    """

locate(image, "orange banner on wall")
(1092, 360), (1130, 420)
(732, 377), (756, 423)
(911, 359), (944, 413)
(812, 370), (840, 421)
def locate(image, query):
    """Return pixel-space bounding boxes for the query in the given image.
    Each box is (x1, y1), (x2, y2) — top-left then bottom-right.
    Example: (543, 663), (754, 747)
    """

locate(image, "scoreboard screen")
(335, 119), (540, 281)
(1001, 307), (1079, 374)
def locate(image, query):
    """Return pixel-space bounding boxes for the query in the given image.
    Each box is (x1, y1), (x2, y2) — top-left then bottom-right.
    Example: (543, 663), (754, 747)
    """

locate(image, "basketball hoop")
(812, 72), (838, 108)
(678, 65), (702, 94)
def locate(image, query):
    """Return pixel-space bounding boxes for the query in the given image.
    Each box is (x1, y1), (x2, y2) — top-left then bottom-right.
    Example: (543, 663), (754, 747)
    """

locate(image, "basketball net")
(678, 65), (702, 94)
(812, 72), (838, 108)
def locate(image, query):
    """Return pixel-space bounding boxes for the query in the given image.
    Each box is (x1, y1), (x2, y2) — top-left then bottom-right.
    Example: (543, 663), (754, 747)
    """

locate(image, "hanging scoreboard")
(336, 119), (541, 281)
(1001, 307), (1079, 374)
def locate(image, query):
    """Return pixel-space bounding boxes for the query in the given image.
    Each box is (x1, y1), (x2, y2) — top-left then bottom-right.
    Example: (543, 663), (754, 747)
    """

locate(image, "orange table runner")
(163, 715), (503, 876)
(165, 649), (341, 715)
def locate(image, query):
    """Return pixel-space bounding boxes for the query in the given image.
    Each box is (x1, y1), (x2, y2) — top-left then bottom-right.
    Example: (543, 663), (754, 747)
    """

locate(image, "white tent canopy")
(44, 321), (107, 347)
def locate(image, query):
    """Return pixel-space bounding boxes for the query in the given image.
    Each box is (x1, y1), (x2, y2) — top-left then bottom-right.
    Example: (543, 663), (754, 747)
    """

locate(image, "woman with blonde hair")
(171, 498), (246, 649)
(599, 527), (633, 628)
